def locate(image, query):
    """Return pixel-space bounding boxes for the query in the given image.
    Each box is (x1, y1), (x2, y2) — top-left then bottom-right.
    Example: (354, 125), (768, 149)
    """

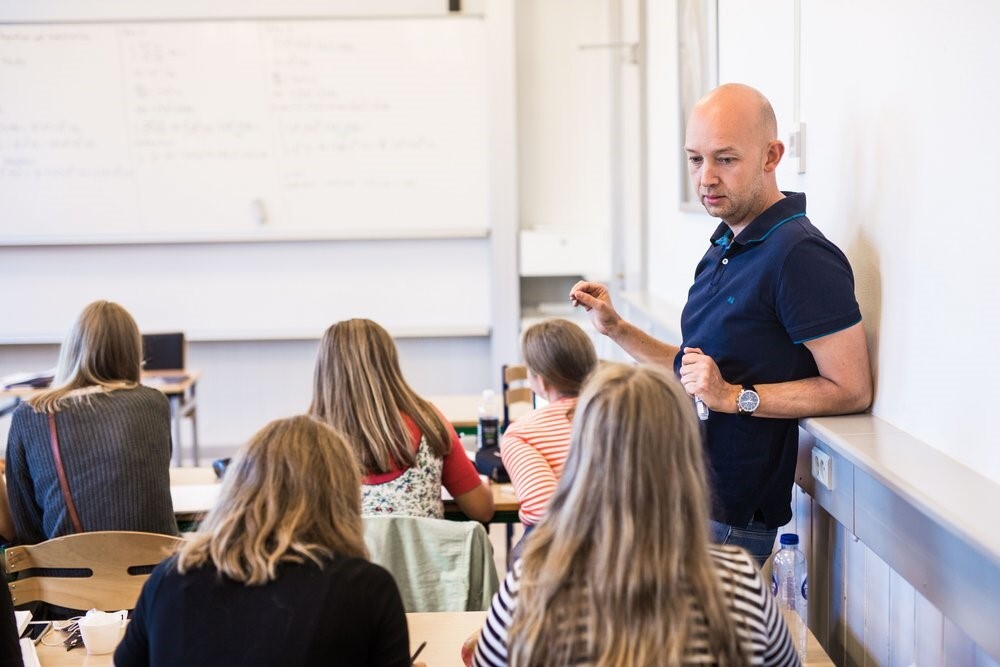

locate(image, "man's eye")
(718, 157), (735, 165)
(688, 156), (703, 166)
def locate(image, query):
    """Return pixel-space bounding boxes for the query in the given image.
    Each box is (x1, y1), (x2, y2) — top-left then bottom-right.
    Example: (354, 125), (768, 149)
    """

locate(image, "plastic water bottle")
(477, 389), (499, 450)
(771, 533), (808, 661)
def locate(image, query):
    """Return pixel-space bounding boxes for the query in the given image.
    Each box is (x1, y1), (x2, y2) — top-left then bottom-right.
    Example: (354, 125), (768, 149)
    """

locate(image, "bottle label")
(802, 577), (808, 601)
(478, 417), (499, 449)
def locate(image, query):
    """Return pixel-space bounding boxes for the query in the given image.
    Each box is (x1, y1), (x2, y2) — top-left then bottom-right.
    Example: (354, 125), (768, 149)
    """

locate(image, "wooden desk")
(31, 613), (479, 666)
(141, 370), (201, 467)
(169, 467), (521, 528)
(31, 608), (835, 666)
(0, 383), (39, 419)
(428, 394), (480, 432)
(406, 611), (836, 666)
(0, 371), (201, 467)
(444, 482), (519, 524)
(407, 611), (486, 666)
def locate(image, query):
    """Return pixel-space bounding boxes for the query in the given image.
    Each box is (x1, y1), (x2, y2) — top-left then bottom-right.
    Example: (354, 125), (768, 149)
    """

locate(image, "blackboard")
(0, 17), (488, 243)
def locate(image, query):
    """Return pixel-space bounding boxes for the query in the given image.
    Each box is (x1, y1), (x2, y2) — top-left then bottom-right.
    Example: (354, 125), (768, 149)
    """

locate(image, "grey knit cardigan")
(5, 386), (178, 545)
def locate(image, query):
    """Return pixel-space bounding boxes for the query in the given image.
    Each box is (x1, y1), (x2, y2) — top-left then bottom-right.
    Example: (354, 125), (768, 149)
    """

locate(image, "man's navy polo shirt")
(673, 192), (861, 529)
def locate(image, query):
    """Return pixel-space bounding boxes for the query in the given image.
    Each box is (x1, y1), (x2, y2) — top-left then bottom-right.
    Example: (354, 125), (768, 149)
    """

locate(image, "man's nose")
(698, 162), (719, 189)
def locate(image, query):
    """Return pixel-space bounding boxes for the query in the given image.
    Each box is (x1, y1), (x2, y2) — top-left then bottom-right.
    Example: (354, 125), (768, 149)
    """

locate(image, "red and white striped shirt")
(499, 397), (576, 525)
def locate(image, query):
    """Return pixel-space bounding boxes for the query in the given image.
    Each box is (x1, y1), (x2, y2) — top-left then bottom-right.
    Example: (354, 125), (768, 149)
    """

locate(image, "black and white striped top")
(473, 544), (799, 666)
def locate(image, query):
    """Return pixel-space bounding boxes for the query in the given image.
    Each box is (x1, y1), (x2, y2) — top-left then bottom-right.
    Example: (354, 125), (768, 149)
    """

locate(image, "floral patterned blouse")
(361, 437), (445, 518)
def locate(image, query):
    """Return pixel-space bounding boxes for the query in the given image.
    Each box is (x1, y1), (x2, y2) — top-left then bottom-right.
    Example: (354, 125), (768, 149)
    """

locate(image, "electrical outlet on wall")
(812, 448), (833, 490)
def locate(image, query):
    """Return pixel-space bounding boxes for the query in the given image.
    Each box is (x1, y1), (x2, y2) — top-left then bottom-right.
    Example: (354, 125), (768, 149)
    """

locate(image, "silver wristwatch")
(737, 385), (759, 416)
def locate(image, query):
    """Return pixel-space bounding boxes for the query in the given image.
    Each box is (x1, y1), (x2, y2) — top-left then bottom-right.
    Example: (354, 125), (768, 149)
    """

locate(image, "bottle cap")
(780, 533), (799, 546)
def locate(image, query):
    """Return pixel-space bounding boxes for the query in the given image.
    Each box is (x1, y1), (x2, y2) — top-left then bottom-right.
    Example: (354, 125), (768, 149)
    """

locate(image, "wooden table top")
(31, 610), (835, 666)
(169, 467), (520, 522)
(31, 613), (481, 666)
(0, 370), (201, 402)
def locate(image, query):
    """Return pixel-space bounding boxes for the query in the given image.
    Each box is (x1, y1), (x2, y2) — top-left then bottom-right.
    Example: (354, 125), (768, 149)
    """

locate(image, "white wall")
(645, 0), (1000, 482)
(514, 0), (615, 288)
(515, 0), (611, 234)
(645, 1), (1000, 661)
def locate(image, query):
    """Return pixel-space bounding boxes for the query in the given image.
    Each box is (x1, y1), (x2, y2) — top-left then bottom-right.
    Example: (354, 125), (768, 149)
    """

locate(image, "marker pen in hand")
(684, 346), (710, 420)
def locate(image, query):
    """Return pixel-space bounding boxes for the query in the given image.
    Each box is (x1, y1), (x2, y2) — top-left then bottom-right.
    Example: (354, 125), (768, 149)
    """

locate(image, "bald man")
(571, 84), (872, 564)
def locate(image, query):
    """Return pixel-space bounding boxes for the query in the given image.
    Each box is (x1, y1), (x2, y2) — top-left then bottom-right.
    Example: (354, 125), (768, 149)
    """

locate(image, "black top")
(114, 554), (410, 667)
(0, 577), (22, 667)
(675, 193), (861, 528)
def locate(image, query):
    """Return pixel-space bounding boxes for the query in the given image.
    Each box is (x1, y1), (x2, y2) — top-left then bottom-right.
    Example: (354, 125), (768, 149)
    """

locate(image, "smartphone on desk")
(21, 621), (51, 644)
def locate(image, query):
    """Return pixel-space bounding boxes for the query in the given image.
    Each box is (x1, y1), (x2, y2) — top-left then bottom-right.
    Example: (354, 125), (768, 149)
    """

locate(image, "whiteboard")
(0, 239), (491, 342)
(0, 17), (488, 243)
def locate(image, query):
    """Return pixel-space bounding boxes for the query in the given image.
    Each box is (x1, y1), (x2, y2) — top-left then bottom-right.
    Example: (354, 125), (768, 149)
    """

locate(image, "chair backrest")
(502, 363), (535, 429)
(363, 516), (499, 613)
(4, 531), (183, 611)
(141, 332), (186, 370)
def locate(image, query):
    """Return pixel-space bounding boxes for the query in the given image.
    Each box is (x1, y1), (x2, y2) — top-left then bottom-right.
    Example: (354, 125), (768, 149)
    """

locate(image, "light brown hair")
(508, 363), (748, 666)
(176, 415), (368, 585)
(309, 319), (452, 474)
(520, 318), (597, 397)
(28, 300), (142, 413)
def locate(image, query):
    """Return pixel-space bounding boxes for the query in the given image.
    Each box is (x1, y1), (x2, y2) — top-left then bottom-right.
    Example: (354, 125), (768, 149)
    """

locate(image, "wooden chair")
(502, 364), (535, 430)
(4, 531), (182, 611)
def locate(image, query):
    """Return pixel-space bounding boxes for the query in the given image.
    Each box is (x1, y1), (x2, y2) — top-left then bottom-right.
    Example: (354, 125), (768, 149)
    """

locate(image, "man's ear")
(763, 140), (785, 172)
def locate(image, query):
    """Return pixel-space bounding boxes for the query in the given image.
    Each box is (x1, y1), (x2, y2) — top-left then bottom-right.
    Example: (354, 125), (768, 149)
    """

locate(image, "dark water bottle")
(477, 389), (499, 450)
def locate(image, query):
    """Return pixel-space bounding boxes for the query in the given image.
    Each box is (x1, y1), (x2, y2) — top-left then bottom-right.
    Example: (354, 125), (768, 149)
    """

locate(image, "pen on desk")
(410, 640), (427, 664)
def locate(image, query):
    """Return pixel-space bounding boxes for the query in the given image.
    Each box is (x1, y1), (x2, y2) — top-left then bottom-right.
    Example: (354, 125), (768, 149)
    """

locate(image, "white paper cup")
(78, 611), (125, 655)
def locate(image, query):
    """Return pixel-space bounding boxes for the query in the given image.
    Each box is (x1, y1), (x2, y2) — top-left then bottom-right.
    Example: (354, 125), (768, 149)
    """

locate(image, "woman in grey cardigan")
(4, 300), (177, 545)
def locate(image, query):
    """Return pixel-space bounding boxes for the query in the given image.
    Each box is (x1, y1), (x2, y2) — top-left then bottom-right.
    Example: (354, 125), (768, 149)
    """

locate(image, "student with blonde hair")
(474, 363), (797, 666)
(115, 415), (415, 666)
(310, 319), (493, 522)
(4, 300), (176, 544)
(500, 319), (596, 537)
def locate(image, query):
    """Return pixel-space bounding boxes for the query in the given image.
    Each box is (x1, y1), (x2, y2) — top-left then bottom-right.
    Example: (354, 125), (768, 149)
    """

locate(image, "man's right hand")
(569, 280), (621, 336)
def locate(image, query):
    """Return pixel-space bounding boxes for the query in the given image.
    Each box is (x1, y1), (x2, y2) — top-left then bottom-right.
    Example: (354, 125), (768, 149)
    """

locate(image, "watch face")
(738, 389), (760, 413)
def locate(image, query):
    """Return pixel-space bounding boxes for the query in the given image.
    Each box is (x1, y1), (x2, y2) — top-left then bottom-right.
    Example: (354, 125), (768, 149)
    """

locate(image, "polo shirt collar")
(709, 192), (808, 250)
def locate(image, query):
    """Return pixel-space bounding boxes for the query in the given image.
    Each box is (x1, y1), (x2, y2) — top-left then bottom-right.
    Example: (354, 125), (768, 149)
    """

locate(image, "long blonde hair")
(309, 319), (452, 474)
(520, 318), (597, 397)
(176, 415), (368, 585)
(28, 300), (142, 413)
(508, 363), (748, 666)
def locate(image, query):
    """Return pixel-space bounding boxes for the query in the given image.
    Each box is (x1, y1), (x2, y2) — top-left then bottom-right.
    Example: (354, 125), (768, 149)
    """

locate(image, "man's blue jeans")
(710, 519), (778, 567)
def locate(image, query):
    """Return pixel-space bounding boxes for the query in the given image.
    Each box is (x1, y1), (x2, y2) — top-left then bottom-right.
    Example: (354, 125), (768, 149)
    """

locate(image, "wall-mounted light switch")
(788, 122), (807, 174)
